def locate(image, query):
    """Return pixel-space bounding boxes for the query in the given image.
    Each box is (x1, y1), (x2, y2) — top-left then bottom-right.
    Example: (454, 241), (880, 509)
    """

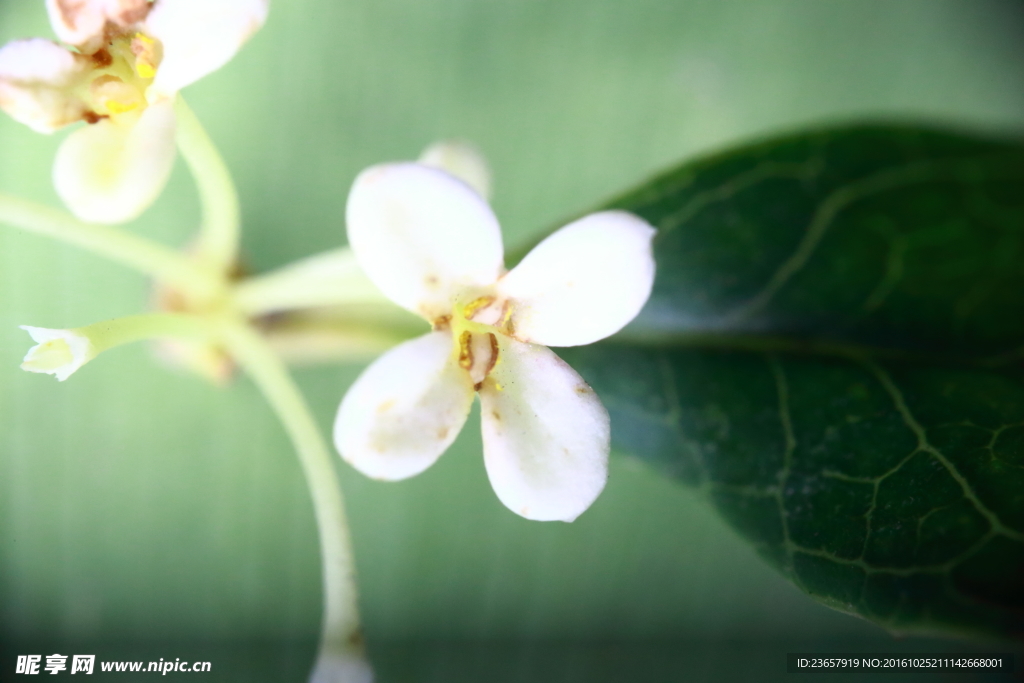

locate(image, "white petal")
(46, 0), (151, 52)
(334, 331), (474, 481)
(419, 140), (493, 200)
(498, 211), (656, 347)
(20, 325), (96, 381)
(0, 39), (89, 133)
(478, 338), (609, 522)
(145, 0), (269, 98)
(53, 98), (177, 224)
(346, 163), (505, 322)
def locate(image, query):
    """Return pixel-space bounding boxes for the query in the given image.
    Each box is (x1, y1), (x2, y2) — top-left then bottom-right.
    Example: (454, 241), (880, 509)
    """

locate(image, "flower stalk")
(20, 313), (214, 381)
(2, 1), (379, 680)
(175, 97), (242, 274)
(220, 319), (370, 682)
(0, 193), (223, 303)
(233, 248), (393, 316)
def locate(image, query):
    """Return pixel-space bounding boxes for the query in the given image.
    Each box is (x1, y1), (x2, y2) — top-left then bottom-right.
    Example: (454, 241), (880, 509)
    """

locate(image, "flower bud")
(19, 325), (97, 381)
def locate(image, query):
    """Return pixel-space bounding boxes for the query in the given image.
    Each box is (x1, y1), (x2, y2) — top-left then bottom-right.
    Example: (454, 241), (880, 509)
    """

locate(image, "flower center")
(447, 295), (513, 389)
(82, 32), (161, 121)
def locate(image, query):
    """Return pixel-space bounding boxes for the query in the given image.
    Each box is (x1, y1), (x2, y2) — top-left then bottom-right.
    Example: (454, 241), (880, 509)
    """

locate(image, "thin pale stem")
(233, 248), (394, 316)
(20, 313), (214, 381)
(263, 311), (421, 366)
(79, 313), (214, 353)
(219, 319), (369, 680)
(175, 96), (242, 275)
(0, 193), (222, 302)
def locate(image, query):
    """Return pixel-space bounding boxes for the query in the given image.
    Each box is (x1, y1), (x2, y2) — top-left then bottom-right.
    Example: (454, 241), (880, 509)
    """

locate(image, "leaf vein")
(723, 161), (940, 324)
(863, 359), (1024, 542)
(654, 159), (823, 236)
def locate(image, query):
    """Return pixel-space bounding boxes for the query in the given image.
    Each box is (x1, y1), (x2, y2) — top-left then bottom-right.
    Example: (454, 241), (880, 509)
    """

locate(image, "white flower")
(20, 325), (97, 381)
(334, 162), (656, 522)
(0, 0), (268, 224)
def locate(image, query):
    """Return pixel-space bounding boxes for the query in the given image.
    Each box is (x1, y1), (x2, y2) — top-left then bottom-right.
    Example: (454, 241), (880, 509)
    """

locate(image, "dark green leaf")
(557, 126), (1024, 639)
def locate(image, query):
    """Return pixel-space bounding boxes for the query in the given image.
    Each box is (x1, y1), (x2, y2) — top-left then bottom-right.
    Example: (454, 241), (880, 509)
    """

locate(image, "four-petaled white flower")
(0, 0), (268, 223)
(334, 163), (656, 522)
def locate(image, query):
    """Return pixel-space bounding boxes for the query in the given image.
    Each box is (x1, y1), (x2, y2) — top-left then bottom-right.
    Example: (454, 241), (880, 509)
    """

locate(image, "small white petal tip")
(19, 325), (96, 381)
(418, 140), (493, 199)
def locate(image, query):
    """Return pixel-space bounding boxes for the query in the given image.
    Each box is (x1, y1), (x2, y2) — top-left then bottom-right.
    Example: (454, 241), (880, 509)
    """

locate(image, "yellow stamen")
(457, 331), (473, 369)
(106, 100), (140, 114)
(462, 296), (494, 319)
(132, 33), (159, 79)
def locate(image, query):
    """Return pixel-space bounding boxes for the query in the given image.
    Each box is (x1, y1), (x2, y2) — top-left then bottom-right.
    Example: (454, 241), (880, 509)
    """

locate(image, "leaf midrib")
(605, 328), (1024, 370)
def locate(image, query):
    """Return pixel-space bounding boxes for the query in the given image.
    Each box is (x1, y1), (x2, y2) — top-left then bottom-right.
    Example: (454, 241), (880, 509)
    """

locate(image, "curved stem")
(0, 193), (222, 302)
(219, 319), (370, 681)
(175, 97), (242, 274)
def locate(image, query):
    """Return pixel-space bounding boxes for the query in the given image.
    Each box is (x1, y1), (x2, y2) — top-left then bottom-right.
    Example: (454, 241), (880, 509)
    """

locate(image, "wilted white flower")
(334, 162), (656, 522)
(0, 0), (268, 223)
(20, 325), (97, 381)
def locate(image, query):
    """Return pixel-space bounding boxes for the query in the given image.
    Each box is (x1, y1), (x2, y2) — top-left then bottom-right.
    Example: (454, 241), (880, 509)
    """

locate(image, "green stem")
(233, 248), (393, 316)
(219, 319), (369, 680)
(0, 193), (222, 302)
(79, 313), (214, 353)
(175, 97), (242, 274)
(20, 313), (214, 381)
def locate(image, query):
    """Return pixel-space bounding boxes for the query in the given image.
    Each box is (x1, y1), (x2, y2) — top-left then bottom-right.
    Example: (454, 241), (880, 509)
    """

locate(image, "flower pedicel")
(335, 161), (657, 522)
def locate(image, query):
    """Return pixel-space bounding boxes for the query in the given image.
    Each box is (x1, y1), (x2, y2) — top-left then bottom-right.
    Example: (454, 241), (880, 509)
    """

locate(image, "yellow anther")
(131, 32), (159, 80)
(457, 331), (473, 370)
(106, 100), (140, 114)
(462, 296), (494, 319)
(90, 74), (145, 115)
(499, 302), (513, 327)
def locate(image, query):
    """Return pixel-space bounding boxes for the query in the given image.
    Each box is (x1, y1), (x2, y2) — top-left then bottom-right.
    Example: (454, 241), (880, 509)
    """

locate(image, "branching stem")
(0, 193), (221, 302)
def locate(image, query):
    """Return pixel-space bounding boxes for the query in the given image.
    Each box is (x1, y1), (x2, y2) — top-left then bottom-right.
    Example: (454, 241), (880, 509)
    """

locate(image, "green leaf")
(557, 125), (1024, 639)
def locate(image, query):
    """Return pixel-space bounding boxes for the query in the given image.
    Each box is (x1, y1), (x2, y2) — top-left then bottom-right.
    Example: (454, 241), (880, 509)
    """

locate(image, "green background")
(1, 0), (1023, 679)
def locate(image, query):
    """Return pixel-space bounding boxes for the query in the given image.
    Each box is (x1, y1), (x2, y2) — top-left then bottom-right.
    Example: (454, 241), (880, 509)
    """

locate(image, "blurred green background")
(2, 0), (1024, 679)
